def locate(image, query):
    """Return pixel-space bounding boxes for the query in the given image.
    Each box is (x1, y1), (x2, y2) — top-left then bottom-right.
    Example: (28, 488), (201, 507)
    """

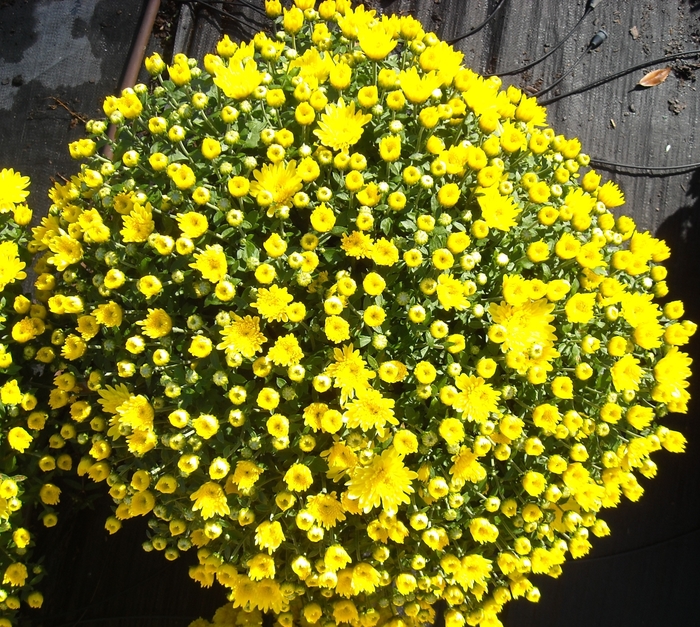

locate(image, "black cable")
(229, 0), (267, 18)
(533, 29), (607, 97)
(172, 0), (268, 19)
(487, 6), (590, 77)
(540, 48), (700, 105)
(448, 0), (511, 45)
(589, 157), (700, 176)
(575, 525), (700, 563)
(176, 0), (266, 39)
(534, 45), (588, 97)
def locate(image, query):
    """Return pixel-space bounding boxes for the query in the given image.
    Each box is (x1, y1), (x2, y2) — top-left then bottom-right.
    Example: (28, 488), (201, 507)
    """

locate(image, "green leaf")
(245, 239), (258, 261)
(571, 344), (582, 361)
(242, 119), (266, 148)
(380, 217), (392, 235)
(171, 149), (188, 161)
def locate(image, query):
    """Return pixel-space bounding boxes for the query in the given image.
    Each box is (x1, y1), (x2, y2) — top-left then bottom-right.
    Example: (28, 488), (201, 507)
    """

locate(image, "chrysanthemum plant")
(1, 0), (695, 625)
(0, 170), (70, 623)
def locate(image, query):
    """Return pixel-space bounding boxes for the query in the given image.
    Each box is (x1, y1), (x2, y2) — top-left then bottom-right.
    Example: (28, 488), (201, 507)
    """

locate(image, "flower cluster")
(0, 170), (69, 624)
(189, 602), (264, 627)
(0, 0), (694, 626)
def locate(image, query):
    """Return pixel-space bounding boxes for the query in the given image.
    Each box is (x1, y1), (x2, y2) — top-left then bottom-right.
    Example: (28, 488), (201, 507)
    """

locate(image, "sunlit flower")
(358, 24), (396, 61)
(190, 245), (228, 282)
(345, 388), (397, 434)
(251, 285), (293, 322)
(307, 492), (346, 529)
(314, 98), (372, 152)
(267, 334), (303, 366)
(136, 308), (172, 338)
(121, 203), (154, 242)
(213, 59), (262, 100)
(0, 241), (27, 290)
(478, 186), (521, 231)
(217, 315), (267, 358)
(191, 481), (230, 519)
(346, 447), (417, 515)
(250, 161), (303, 211)
(0, 168), (30, 212)
(326, 344), (376, 402)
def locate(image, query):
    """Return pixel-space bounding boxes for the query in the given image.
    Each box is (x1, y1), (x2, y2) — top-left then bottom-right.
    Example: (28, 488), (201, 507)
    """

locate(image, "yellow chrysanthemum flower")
(314, 98), (372, 152)
(0, 168), (30, 212)
(190, 245), (228, 283)
(346, 447), (417, 515)
(0, 241), (27, 291)
(190, 481), (230, 520)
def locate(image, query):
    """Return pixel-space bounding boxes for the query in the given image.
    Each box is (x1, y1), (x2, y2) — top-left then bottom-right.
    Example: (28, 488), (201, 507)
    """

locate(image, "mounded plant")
(0, 1), (694, 626)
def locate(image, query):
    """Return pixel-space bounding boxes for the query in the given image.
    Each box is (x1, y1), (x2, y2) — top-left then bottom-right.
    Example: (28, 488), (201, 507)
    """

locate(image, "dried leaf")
(630, 25), (639, 39)
(638, 67), (671, 88)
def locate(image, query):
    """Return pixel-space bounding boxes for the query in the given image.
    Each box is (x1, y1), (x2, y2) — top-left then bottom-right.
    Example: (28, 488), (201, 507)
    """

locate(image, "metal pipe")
(121, 0), (162, 90)
(105, 0), (161, 155)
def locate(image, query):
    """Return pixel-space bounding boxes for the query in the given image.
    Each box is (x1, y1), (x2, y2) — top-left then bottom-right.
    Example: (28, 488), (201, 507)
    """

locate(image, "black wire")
(534, 44), (589, 97)
(172, 0), (268, 19)
(229, 0), (267, 18)
(448, 0), (511, 45)
(540, 48), (700, 105)
(179, 0), (266, 39)
(487, 6), (591, 77)
(590, 157), (700, 176)
(576, 525), (700, 563)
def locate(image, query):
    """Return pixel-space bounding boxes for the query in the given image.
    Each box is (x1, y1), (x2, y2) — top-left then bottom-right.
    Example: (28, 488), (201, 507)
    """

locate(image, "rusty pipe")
(105, 0), (161, 154)
(120, 0), (162, 90)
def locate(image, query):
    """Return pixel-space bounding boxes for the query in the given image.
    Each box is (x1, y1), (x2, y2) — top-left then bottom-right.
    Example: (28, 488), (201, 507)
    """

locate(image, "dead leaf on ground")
(638, 67), (671, 88)
(630, 25), (639, 39)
